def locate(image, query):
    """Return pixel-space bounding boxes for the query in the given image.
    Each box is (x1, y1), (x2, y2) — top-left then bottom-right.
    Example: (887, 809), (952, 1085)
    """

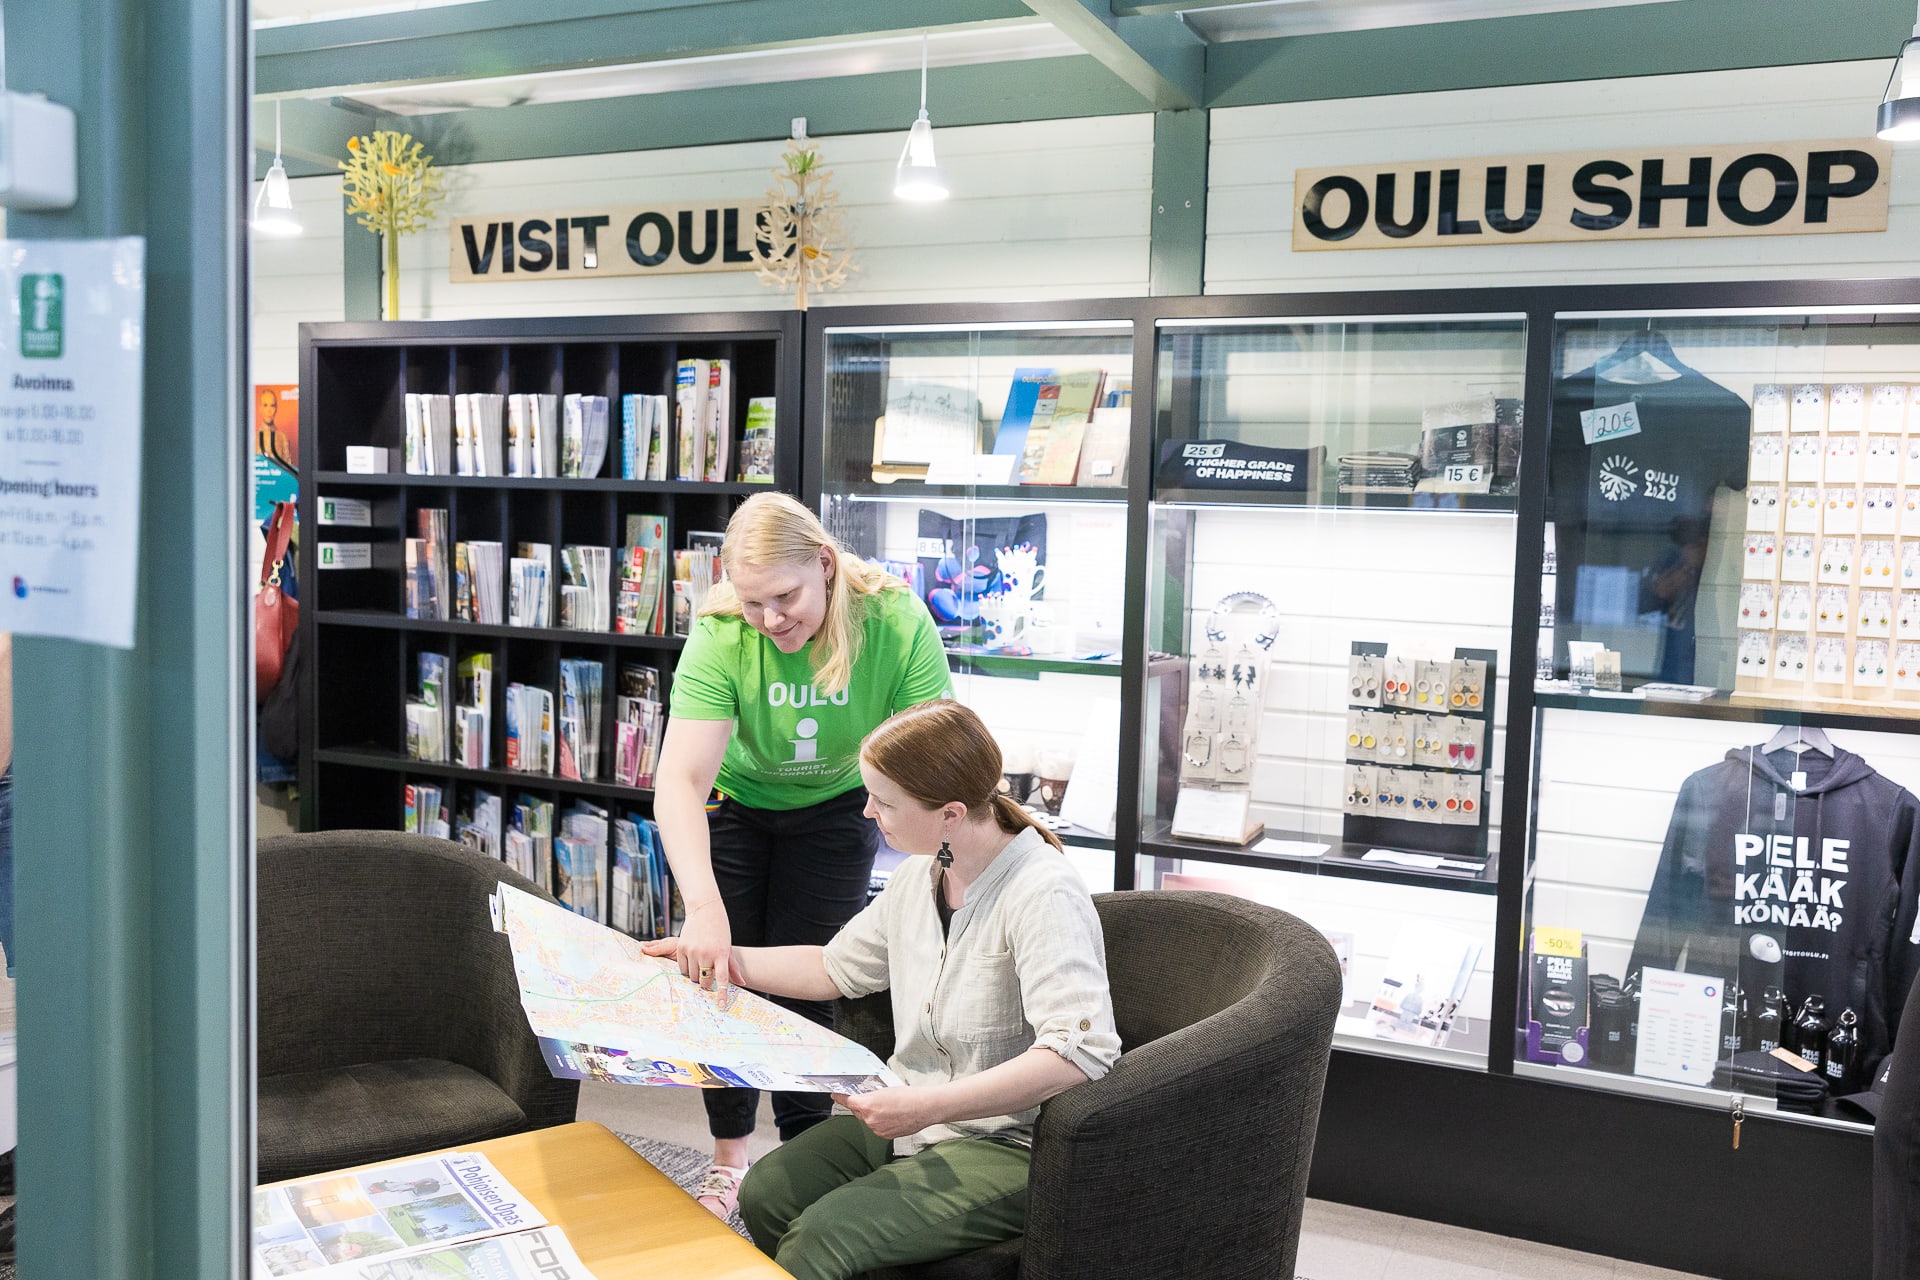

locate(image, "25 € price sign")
(0, 238), (146, 648)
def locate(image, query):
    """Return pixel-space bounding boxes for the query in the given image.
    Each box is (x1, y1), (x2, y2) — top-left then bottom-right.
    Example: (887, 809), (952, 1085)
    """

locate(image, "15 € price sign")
(0, 238), (146, 648)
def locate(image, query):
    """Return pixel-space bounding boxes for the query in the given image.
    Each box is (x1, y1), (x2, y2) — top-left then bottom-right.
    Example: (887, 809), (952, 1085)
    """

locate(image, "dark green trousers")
(738, 1115), (1031, 1280)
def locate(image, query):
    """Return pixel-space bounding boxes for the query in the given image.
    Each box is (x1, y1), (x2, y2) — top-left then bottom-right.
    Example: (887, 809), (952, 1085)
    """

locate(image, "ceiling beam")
(1112, 0), (1274, 13)
(259, 54), (1148, 178)
(1020, 0), (1205, 109)
(257, 0), (1035, 96)
(1205, 0), (1918, 106)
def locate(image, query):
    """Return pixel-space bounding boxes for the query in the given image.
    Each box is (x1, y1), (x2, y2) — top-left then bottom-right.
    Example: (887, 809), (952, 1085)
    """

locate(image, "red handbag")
(255, 501), (299, 705)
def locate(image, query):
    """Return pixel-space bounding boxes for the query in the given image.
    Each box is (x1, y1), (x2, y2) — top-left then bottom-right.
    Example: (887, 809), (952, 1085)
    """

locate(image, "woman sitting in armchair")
(646, 698), (1120, 1280)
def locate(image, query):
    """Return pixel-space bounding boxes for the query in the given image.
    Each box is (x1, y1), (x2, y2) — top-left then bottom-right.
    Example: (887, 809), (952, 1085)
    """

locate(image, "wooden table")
(265, 1122), (793, 1279)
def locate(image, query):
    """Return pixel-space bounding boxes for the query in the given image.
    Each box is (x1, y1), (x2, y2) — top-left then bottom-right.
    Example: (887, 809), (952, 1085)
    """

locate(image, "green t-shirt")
(670, 585), (953, 810)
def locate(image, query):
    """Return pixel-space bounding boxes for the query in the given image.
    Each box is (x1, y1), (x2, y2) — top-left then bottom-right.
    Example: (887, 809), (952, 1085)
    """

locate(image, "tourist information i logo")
(20, 275), (63, 359)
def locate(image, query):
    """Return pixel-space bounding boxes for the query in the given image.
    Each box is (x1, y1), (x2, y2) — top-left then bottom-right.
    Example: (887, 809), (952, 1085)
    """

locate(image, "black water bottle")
(1748, 986), (1786, 1053)
(1788, 996), (1829, 1070)
(1825, 1007), (1860, 1092)
(1720, 983), (1746, 1058)
(1589, 981), (1632, 1072)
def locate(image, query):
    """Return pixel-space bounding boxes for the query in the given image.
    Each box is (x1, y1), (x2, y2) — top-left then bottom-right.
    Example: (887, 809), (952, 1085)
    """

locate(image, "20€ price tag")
(1580, 400), (1642, 445)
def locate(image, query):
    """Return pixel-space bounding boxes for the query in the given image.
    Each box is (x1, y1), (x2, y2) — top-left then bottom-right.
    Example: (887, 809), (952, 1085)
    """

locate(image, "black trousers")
(703, 786), (879, 1143)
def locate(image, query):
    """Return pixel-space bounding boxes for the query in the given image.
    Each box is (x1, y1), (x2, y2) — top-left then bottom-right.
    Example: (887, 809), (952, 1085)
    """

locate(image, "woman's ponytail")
(991, 792), (1064, 852)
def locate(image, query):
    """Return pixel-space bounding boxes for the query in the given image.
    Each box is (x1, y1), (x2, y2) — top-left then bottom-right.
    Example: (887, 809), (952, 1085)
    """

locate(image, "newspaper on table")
(251, 1148), (596, 1279)
(493, 880), (901, 1093)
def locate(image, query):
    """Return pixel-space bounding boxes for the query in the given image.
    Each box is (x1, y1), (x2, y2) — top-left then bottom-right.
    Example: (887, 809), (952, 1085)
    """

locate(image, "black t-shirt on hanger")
(1550, 362), (1751, 684)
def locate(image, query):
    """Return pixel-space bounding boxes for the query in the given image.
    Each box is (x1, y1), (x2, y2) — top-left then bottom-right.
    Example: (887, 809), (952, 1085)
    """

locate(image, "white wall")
(250, 114), (1154, 384)
(1207, 60), (1920, 293)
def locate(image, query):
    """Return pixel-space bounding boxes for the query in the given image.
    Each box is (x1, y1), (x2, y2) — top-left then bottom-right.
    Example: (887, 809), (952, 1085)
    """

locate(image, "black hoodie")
(1630, 744), (1920, 1075)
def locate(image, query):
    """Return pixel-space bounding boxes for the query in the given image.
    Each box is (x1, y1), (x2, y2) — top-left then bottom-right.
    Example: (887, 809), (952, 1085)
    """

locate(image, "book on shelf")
(406, 508), (450, 620)
(739, 396), (776, 482)
(674, 358), (710, 481)
(555, 800), (611, 922)
(671, 546), (722, 637)
(505, 682), (555, 775)
(407, 650), (452, 763)
(1076, 405), (1130, 487)
(611, 813), (674, 940)
(457, 788), (502, 859)
(403, 393), (453, 475)
(559, 544), (612, 632)
(614, 664), (664, 789)
(1018, 369), (1104, 485)
(991, 368), (1054, 462)
(617, 515), (669, 636)
(508, 793), (555, 893)
(509, 541), (553, 628)
(404, 782), (450, 839)
(561, 393), (610, 479)
(455, 539), (504, 625)
(875, 380), (978, 480)
(705, 357), (732, 482)
(457, 653), (494, 769)
(621, 393), (670, 481)
(505, 393), (559, 477)
(557, 658), (605, 782)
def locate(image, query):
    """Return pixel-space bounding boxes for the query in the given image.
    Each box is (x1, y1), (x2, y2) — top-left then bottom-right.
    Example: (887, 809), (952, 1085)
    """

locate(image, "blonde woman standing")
(655, 492), (951, 1216)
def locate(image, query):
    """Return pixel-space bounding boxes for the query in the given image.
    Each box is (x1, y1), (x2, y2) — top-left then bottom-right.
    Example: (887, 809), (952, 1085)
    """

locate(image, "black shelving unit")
(297, 312), (803, 834)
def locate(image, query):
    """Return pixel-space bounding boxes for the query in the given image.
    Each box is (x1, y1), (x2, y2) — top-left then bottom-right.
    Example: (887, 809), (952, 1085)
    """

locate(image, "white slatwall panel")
(253, 115), (1151, 384)
(1153, 860), (1499, 1023)
(251, 175), (348, 385)
(1535, 709), (1920, 982)
(1156, 505), (1517, 1020)
(1207, 61), (1920, 294)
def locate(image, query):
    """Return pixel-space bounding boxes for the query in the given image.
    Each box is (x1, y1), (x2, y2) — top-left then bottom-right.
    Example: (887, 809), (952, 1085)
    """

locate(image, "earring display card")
(1343, 640), (1497, 867)
(1735, 383), (1920, 713)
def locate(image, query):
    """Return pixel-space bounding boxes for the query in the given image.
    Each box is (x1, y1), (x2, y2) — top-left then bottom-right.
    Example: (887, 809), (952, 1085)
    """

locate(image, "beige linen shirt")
(821, 826), (1121, 1156)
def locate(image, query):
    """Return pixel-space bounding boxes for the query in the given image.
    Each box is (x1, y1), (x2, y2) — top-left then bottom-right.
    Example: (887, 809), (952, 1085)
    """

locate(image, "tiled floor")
(578, 1081), (1715, 1280)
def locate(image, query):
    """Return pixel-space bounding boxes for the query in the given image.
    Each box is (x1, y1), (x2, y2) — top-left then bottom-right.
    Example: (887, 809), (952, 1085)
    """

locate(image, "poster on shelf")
(0, 237), (146, 649)
(253, 383), (298, 525)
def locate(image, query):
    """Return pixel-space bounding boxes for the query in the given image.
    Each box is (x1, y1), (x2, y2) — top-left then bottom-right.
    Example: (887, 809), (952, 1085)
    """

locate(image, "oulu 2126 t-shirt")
(669, 585), (953, 811)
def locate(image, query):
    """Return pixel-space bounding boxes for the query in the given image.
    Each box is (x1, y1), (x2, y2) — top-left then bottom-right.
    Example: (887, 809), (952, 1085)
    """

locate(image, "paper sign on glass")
(1633, 966), (1724, 1086)
(0, 237), (146, 648)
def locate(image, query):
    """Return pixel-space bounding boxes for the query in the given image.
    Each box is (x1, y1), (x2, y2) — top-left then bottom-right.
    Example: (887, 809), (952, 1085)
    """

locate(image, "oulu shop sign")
(449, 202), (767, 282)
(1291, 139), (1893, 251)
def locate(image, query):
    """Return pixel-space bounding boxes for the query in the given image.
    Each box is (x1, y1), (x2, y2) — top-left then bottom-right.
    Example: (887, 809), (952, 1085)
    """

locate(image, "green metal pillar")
(344, 200), (382, 322)
(1149, 108), (1207, 296)
(10, 0), (251, 1275)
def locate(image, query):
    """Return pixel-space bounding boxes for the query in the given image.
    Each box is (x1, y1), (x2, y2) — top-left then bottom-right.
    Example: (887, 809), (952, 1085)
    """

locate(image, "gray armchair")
(842, 889), (1343, 1280)
(256, 830), (578, 1182)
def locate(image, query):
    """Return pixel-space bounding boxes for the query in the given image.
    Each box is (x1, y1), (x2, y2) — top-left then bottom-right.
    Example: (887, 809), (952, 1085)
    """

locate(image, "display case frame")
(803, 299), (1159, 895)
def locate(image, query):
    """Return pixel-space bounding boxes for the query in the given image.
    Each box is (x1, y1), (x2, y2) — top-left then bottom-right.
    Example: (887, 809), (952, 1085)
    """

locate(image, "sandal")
(694, 1163), (749, 1219)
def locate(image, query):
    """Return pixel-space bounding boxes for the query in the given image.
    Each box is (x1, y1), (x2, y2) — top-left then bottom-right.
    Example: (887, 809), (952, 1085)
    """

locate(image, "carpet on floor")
(613, 1130), (750, 1239)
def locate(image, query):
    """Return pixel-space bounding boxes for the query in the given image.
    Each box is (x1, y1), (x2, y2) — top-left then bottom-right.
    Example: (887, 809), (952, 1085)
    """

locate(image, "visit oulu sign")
(1292, 139), (1892, 252)
(449, 202), (766, 282)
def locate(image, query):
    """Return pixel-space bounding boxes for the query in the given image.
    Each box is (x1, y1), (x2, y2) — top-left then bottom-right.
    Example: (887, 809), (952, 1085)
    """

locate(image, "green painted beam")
(1206, 0), (1918, 107)
(1149, 108), (1206, 295)
(12, 0), (249, 1278)
(1022, 0), (1204, 109)
(289, 56), (1146, 172)
(257, 0), (1034, 95)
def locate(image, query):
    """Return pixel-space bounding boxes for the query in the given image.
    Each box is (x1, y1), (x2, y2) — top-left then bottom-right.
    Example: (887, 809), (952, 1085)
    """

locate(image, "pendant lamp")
(253, 100), (302, 236)
(1878, 1), (1920, 141)
(894, 34), (949, 202)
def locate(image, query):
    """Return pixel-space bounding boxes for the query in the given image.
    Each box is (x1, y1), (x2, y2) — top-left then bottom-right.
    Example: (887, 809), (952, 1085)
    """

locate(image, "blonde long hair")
(861, 700), (1064, 853)
(701, 492), (903, 696)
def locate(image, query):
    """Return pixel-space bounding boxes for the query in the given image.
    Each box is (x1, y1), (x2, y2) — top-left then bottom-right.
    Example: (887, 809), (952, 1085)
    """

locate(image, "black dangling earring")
(936, 840), (954, 868)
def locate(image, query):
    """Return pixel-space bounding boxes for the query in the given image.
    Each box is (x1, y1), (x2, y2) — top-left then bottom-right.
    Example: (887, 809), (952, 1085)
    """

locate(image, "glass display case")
(1138, 310), (1529, 1070)
(1521, 305), (1920, 1130)
(812, 313), (1141, 894)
